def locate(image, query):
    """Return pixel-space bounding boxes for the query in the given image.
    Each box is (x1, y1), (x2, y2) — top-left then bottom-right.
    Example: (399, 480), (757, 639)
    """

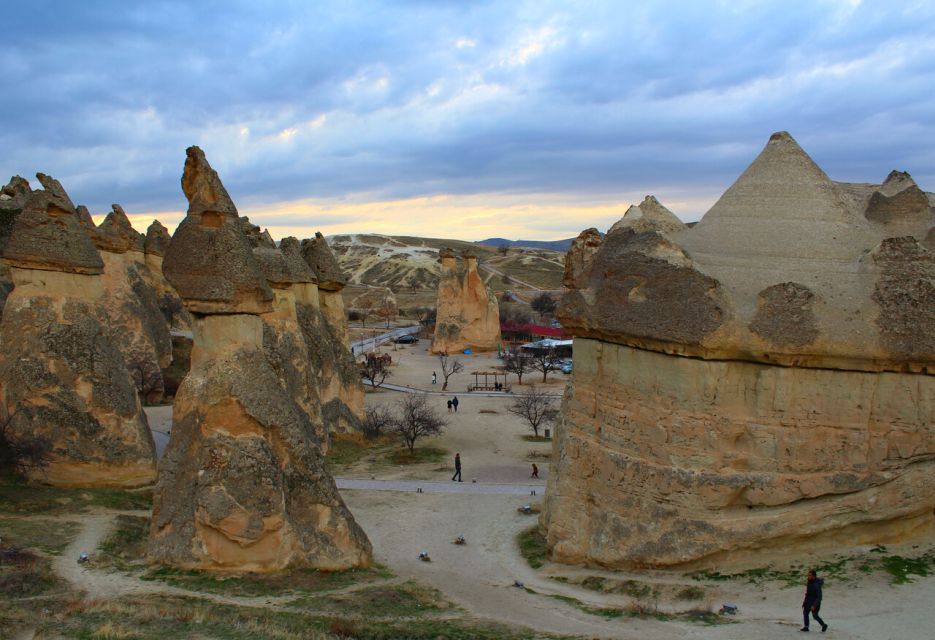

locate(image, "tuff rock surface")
(431, 249), (501, 353)
(0, 176), (156, 487)
(149, 149), (371, 571)
(544, 132), (935, 569)
(92, 206), (173, 403)
(298, 234), (365, 436)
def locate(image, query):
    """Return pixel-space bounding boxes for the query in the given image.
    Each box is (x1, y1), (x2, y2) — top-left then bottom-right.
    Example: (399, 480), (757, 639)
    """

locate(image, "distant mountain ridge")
(476, 237), (577, 251)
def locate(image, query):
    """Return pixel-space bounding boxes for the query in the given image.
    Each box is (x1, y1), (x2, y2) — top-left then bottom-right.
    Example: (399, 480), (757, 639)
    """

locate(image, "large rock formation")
(149, 147), (371, 571)
(0, 175), (156, 487)
(0, 177), (31, 311)
(89, 205), (173, 403)
(300, 233), (365, 436)
(431, 249), (501, 353)
(544, 132), (935, 569)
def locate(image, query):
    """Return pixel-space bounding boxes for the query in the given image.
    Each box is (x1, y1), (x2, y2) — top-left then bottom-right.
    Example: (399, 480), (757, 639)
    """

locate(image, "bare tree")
(360, 353), (392, 389)
(0, 411), (52, 478)
(497, 244), (510, 255)
(414, 307), (436, 332)
(508, 386), (558, 437)
(437, 354), (464, 391)
(376, 299), (396, 329)
(529, 347), (562, 383)
(392, 393), (447, 453)
(361, 404), (394, 440)
(531, 292), (557, 319)
(503, 347), (532, 385)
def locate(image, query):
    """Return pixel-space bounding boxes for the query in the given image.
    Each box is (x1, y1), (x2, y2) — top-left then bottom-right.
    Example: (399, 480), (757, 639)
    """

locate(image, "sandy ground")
(141, 342), (935, 639)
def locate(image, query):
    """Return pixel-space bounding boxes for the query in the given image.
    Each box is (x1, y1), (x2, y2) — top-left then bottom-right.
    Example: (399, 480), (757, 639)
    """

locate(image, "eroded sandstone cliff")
(544, 131), (935, 569)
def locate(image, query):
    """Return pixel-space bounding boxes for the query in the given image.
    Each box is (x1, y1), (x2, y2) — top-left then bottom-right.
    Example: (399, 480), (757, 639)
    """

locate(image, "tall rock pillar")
(149, 147), (371, 571)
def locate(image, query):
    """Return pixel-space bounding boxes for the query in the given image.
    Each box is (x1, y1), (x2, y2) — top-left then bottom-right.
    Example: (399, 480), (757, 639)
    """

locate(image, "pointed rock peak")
(75, 205), (96, 228)
(145, 220), (171, 256)
(2, 181), (103, 274)
(880, 170), (917, 195)
(180, 145), (238, 223)
(609, 195), (686, 235)
(34, 173), (77, 213)
(1, 176), (31, 200)
(693, 131), (851, 228)
(300, 232), (347, 292)
(163, 148), (272, 314)
(96, 204), (144, 253)
(279, 236), (317, 284)
(260, 229), (275, 248)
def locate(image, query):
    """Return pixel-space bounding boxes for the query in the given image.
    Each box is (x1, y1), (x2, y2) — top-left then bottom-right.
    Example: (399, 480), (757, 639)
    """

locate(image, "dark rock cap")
(2, 174), (103, 274)
(75, 205), (96, 229)
(279, 237), (317, 284)
(1, 176), (32, 253)
(163, 148), (273, 314)
(301, 232), (347, 291)
(144, 220), (171, 256)
(95, 205), (145, 253)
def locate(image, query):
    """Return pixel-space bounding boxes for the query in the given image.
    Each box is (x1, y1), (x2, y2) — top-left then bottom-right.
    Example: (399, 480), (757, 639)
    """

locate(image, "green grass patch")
(0, 517), (81, 555)
(36, 593), (550, 640)
(326, 434), (378, 466)
(291, 580), (450, 617)
(521, 435), (552, 443)
(880, 552), (935, 584)
(517, 525), (548, 569)
(142, 563), (392, 597)
(95, 514), (150, 569)
(388, 445), (447, 465)
(0, 479), (152, 515)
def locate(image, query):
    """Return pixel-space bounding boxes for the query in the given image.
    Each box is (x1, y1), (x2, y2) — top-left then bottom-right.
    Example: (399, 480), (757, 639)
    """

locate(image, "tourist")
(447, 399), (453, 413)
(531, 463), (539, 479)
(800, 569), (828, 632)
(432, 371), (437, 385)
(452, 453), (462, 482)
(452, 396), (459, 412)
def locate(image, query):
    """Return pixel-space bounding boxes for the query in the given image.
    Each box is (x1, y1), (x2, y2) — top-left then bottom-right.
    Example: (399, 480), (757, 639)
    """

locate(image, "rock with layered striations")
(431, 249), (502, 354)
(0, 176), (156, 487)
(544, 131), (935, 570)
(297, 234), (365, 435)
(149, 149), (371, 571)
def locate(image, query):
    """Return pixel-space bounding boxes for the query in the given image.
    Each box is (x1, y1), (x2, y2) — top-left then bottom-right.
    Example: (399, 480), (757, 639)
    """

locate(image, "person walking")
(452, 453), (462, 482)
(447, 399), (452, 413)
(531, 463), (539, 479)
(800, 569), (828, 632)
(452, 396), (459, 412)
(432, 371), (437, 385)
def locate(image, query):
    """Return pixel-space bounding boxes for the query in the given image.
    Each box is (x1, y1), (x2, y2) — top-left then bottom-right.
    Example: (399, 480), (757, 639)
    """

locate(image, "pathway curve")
(476, 260), (542, 291)
(336, 478), (545, 495)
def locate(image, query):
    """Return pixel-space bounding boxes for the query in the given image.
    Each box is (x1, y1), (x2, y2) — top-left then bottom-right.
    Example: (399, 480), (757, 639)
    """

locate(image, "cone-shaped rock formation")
(431, 249), (501, 353)
(545, 132), (935, 570)
(149, 148), (371, 571)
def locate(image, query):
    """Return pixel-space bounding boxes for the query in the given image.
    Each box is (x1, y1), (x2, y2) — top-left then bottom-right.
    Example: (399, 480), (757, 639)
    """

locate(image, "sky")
(2, 0), (934, 241)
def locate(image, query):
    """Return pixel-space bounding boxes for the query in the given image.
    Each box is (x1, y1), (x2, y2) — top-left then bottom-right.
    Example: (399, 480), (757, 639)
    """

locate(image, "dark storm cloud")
(2, 0), (934, 224)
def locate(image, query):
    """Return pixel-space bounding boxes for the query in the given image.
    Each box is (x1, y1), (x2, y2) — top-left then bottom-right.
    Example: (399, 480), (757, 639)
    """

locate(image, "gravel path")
(336, 478), (546, 495)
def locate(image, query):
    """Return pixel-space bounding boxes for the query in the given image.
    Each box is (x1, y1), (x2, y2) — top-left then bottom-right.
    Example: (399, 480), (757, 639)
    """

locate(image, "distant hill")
(476, 237), (577, 252)
(328, 233), (566, 313)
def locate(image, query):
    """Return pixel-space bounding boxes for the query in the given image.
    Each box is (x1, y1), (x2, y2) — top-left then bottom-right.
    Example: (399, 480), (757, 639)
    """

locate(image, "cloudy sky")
(3, 1), (934, 240)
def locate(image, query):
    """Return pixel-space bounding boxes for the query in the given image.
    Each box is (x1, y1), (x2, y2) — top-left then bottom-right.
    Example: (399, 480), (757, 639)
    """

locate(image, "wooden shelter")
(467, 370), (511, 392)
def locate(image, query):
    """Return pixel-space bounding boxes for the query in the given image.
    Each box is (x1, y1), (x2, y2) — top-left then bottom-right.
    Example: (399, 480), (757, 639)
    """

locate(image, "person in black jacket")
(801, 569), (828, 632)
(451, 453), (462, 482)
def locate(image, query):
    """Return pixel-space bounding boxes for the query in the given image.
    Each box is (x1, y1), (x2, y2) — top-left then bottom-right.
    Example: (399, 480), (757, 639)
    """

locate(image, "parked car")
(561, 361), (573, 374)
(395, 334), (419, 344)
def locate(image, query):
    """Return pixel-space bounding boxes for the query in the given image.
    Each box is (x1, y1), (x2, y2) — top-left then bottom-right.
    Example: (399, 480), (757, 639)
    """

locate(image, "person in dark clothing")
(801, 569), (828, 632)
(452, 453), (462, 482)
(447, 399), (452, 413)
(452, 396), (459, 412)
(531, 463), (539, 479)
